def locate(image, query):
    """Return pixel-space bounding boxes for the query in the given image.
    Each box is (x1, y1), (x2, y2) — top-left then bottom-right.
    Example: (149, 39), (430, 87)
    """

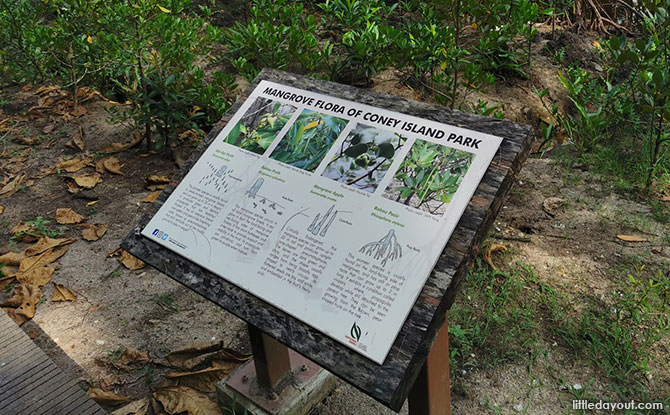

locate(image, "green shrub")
(604, 0), (670, 191)
(102, 0), (234, 149)
(226, 0), (331, 81)
(0, 0), (51, 84)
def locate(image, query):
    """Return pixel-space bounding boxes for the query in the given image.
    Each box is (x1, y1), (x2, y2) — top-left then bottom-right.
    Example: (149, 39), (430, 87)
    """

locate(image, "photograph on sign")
(141, 80), (502, 364)
(383, 139), (474, 216)
(224, 97), (297, 155)
(321, 123), (407, 193)
(269, 109), (348, 172)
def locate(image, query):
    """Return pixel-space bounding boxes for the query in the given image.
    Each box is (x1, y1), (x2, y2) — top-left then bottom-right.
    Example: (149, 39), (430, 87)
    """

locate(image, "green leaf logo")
(350, 322), (362, 342)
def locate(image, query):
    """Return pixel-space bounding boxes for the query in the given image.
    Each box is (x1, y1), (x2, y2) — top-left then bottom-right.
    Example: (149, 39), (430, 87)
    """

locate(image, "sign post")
(218, 325), (335, 415)
(408, 314), (451, 415)
(122, 69), (533, 414)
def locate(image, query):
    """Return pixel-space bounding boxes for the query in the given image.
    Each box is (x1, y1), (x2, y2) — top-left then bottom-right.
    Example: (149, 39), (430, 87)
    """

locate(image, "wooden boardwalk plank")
(54, 390), (107, 415)
(21, 381), (82, 415)
(2, 370), (67, 413)
(0, 311), (107, 415)
(0, 360), (57, 399)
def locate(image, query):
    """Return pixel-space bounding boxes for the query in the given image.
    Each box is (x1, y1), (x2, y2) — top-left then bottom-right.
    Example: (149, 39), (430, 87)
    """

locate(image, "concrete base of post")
(216, 350), (335, 415)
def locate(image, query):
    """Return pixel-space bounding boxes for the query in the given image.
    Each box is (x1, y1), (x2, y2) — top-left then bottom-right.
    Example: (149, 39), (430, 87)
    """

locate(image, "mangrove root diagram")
(359, 229), (402, 266)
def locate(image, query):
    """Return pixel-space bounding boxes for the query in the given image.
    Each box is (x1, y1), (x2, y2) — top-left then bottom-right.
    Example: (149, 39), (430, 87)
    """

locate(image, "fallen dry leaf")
(16, 246), (69, 286)
(111, 399), (150, 415)
(0, 205), (4, 214)
(99, 346), (150, 372)
(165, 341), (251, 371)
(3, 308), (29, 326)
(73, 173), (102, 189)
(87, 388), (132, 406)
(52, 283), (77, 302)
(15, 266), (54, 286)
(146, 175), (170, 191)
(0, 275), (15, 291)
(34, 85), (60, 95)
(97, 156), (124, 175)
(166, 362), (238, 393)
(103, 157), (124, 175)
(81, 223), (107, 241)
(483, 243), (508, 271)
(617, 234), (647, 242)
(97, 131), (144, 154)
(147, 175), (170, 184)
(0, 252), (25, 266)
(57, 155), (93, 173)
(0, 283), (42, 325)
(14, 136), (38, 146)
(71, 105), (87, 118)
(10, 222), (39, 243)
(119, 250), (145, 270)
(0, 174), (26, 197)
(56, 208), (85, 224)
(42, 123), (56, 134)
(141, 192), (160, 203)
(65, 125), (85, 151)
(25, 237), (75, 256)
(66, 180), (82, 194)
(153, 386), (222, 415)
(659, 196), (670, 202)
(542, 197), (566, 217)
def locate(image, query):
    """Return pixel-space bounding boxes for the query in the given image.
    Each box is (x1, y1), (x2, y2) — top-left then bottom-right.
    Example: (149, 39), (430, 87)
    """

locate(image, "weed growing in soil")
(449, 260), (542, 371)
(154, 293), (179, 312)
(451, 260), (670, 403)
(11, 216), (68, 245)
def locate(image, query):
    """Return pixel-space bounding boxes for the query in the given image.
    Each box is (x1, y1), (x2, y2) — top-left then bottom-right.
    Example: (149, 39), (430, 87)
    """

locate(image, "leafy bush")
(0, 0), (50, 84)
(102, 0), (234, 149)
(604, 0), (670, 190)
(317, 0), (397, 30)
(226, 0), (331, 81)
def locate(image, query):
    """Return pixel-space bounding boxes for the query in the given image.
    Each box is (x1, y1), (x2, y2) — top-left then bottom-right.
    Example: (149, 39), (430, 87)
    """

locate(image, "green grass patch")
(448, 260), (543, 371)
(450, 260), (670, 405)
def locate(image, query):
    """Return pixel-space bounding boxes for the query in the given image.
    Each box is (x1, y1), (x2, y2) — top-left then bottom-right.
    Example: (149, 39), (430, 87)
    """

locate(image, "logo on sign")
(152, 228), (169, 240)
(350, 322), (362, 341)
(345, 321), (365, 350)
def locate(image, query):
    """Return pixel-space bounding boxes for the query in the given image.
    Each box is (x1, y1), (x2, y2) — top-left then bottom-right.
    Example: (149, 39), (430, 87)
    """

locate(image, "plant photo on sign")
(270, 109), (348, 172)
(321, 123), (406, 192)
(383, 139), (473, 215)
(224, 98), (297, 155)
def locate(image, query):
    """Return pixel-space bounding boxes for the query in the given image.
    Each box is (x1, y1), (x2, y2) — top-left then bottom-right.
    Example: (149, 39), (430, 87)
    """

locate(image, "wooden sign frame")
(121, 69), (532, 411)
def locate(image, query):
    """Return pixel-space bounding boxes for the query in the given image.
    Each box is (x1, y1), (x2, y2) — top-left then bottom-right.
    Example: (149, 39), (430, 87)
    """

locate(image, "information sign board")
(141, 80), (502, 364)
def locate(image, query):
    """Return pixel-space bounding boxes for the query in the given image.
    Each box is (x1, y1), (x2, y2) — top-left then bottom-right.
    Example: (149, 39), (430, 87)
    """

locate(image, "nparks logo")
(345, 322), (366, 351)
(152, 228), (169, 241)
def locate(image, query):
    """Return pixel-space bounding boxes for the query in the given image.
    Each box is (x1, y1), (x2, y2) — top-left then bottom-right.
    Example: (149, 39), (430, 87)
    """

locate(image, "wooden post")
(408, 313), (451, 415)
(247, 324), (292, 390)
